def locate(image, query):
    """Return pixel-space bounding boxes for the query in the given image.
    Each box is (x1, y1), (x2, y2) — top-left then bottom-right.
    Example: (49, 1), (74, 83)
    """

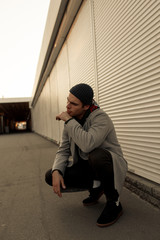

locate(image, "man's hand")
(56, 111), (72, 122)
(52, 170), (66, 197)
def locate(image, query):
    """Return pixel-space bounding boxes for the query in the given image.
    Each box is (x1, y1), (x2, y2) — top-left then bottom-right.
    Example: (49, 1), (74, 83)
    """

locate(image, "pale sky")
(0, 0), (50, 98)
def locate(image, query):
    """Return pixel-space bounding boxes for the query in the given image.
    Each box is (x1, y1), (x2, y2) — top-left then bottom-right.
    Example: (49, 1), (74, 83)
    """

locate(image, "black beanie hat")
(70, 83), (94, 105)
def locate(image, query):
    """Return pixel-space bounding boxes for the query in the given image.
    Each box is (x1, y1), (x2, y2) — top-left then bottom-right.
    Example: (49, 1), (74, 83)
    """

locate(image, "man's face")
(66, 93), (89, 119)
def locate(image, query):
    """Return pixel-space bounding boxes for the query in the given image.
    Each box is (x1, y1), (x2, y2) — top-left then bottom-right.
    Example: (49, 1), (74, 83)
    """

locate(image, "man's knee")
(89, 148), (113, 168)
(89, 148), (104, 167)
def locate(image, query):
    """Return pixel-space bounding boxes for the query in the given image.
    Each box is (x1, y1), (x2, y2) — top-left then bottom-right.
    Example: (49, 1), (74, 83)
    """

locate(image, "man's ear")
(83, 105), (90, 110)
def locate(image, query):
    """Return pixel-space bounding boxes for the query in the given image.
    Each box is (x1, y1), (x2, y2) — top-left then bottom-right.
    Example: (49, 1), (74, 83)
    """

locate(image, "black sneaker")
(96, 201), (123, 227)
(82, 186), (104, 206)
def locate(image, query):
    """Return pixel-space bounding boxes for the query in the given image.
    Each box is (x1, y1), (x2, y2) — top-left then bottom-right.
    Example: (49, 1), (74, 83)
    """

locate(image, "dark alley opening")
(0, 99), (31, 134)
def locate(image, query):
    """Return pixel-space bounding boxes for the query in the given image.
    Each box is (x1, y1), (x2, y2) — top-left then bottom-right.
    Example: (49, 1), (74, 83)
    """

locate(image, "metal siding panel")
(33, 94), (43, 135)
(50, 67), (60, 143)
(67, 0), (96, 91)
(56, 43), (70, 142)
(41, 90), (46, 136)
(44, 79), (52, 139)
(94, 0), (160, 183)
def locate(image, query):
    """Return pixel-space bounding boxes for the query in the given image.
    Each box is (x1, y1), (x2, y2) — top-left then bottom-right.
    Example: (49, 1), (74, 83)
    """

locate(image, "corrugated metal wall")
(49, 67), (59, 142)
(67, 0), (96, 91)
(93, 0), (160, 184)
(32, 0), (160, 184)
(32, 0), (96, 143)
(56, 44), (70, 140)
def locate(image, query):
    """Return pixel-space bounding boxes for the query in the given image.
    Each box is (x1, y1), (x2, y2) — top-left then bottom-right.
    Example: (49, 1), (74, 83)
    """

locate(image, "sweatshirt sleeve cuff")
(65, 117), (74, 124)
(51, 169), (63, 176)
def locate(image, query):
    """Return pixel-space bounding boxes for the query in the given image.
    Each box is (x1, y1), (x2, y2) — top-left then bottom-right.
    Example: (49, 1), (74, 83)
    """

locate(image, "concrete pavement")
(0, 132), (160, 240)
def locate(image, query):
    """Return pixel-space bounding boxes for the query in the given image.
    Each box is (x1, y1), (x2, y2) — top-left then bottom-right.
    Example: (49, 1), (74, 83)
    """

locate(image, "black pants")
(45, 148), (118, 201)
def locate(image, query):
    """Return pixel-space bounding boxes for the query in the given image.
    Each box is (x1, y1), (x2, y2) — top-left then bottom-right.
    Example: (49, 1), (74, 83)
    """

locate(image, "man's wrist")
(65, 117), (73, 124)
(52, 169), (63, 176)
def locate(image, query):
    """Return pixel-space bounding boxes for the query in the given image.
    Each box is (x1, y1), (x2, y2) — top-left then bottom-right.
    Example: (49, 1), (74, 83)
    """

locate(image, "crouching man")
(45, 83), (127, 227)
